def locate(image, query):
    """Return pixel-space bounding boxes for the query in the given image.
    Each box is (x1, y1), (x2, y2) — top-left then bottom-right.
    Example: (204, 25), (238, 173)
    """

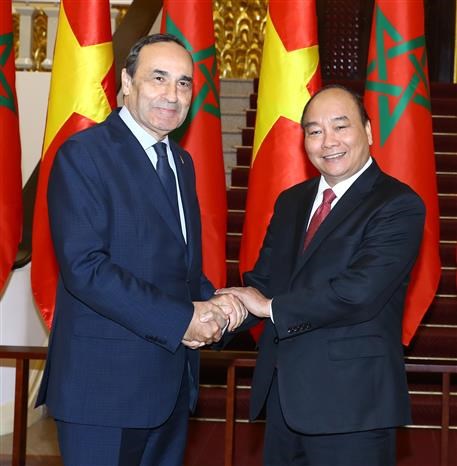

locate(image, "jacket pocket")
(328, 335), (385, 360)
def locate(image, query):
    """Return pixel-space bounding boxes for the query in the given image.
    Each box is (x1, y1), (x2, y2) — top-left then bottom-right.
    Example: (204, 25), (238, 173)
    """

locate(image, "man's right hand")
(182, 301), (228, 349)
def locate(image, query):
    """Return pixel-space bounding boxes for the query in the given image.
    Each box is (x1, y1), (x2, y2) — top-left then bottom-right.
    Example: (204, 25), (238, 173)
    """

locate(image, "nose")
(164, 82), (178, 102)
(322, 130), (338, 148)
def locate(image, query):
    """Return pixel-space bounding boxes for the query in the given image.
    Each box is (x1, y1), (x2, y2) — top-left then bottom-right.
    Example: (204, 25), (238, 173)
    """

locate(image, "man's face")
(121, 41), (193, 140)
(302, 88), (373, 187)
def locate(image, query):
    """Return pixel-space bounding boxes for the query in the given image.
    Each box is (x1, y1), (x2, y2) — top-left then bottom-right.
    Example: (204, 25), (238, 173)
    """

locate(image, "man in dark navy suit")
(219, 85), (425, 466)
(37, 33), (246, 466)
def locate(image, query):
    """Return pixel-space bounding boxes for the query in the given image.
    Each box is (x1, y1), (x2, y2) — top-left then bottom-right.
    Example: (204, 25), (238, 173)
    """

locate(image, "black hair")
(124, 33), (192, 78)
(301, 84), (370, 128)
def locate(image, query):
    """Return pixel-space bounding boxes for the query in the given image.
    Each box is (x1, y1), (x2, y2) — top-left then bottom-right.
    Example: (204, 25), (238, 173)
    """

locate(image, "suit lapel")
(292, 161), (381, 280)
(107, 112), (186, 247)
(170, 142), (195, 266)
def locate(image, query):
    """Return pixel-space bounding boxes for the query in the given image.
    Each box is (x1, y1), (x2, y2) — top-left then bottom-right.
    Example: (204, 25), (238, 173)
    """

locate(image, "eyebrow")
(152, 68), (193, 83)
(303, 115), (349, 129)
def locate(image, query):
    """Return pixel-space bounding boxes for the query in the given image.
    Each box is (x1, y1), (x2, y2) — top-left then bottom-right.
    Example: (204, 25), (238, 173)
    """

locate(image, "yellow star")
(43, 2), (113, 155)
(253, 13), (319, 162)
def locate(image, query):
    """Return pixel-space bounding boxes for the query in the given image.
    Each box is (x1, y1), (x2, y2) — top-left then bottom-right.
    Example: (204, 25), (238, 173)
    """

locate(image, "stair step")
(437, 268), (457, 295)
(433, 115), (457, 133)
(422, 296), (457, 325)
(236, 146), (252, 166)
(227, 262), (242, 287)
(440, 242), (457, 266)
(228, 210), (245, 232)
(431, 98), (457, 115)
(436, 153), (457, 172)
(440, 218), (457, 241)
(242, 127), (254, 146)
(220, 78), (255, 96)
(409, 393), (457, 427)
(437, 173), (457, 193)
(406, 326), (457, 359)
(231, 166), (250, 187)
(434, 134), (457, 152)
(227, 233), (241, 260)
(227, 187), (248, 210)
(220, 94), (250, 113)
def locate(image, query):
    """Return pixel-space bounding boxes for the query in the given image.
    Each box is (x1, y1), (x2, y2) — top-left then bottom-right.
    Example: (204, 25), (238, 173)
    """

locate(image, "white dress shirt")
(119, 106), (187, 242)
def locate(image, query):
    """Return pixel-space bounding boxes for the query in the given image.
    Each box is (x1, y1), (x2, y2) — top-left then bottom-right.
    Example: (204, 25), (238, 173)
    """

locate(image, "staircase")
(189, 79), (457, 466)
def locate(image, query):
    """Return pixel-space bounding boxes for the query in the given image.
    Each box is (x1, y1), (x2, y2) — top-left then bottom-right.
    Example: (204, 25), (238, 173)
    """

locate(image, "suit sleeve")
(48, 140), (194, 353)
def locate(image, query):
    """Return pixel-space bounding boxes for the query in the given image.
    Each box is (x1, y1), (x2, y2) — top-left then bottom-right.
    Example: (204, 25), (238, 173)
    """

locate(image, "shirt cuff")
(269, 299), (274, 323)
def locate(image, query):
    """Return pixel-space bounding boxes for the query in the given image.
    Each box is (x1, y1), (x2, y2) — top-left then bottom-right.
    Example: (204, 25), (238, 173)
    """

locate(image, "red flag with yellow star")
(0, 0), (22, 293)
(364, 0), (441, 345)
(238, 0), (321, 340)
(31, 0), (116, 327)
(160, 0), (227, 288)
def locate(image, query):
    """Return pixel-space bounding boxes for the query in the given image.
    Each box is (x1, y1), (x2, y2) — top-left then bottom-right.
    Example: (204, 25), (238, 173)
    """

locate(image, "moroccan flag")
(161, 0), (227, 288)
(365, 0), (441, 345)
(238, 0), (321, 340)
(0, 0), (22, 293)
(31, 0), (116, 328)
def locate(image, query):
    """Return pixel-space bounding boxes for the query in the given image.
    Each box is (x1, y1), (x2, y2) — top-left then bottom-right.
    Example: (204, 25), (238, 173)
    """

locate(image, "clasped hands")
(182, 287), (271, 349)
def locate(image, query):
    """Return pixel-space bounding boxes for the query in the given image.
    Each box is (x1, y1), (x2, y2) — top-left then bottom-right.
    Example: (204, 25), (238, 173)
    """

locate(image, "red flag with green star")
(238, 0), (321, 340)
(161, 0), (227, 288)
(0, 0), (22, 293)
(364, 0), (441, 345)
(31, 0), (116, 327)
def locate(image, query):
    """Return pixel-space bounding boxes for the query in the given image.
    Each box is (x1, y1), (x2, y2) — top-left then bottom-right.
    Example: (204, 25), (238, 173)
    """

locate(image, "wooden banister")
(0, 346), (47, 466)
(1, 347), (455, 466)
(222, 356), (457, 466)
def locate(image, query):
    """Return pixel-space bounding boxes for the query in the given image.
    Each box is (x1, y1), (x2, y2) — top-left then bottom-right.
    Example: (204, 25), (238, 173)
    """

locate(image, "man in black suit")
(37, 34), (246, 466)
(219, 85), (425, 465)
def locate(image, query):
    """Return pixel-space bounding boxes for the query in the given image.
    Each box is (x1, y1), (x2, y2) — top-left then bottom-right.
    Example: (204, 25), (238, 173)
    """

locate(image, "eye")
(153, 75), (165, 83)
(335, 124), (348, 131)
(307, 129), (321, 136)
(178, 80), (192, 89)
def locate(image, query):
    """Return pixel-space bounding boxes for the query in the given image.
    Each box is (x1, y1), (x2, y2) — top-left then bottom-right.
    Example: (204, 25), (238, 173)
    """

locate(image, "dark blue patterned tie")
(154, 142), (180, 218)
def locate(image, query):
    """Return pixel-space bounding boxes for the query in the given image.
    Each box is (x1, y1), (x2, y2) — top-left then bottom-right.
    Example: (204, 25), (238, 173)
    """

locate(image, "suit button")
(305, 322), (312, 330)
(273, 337), (279, 344)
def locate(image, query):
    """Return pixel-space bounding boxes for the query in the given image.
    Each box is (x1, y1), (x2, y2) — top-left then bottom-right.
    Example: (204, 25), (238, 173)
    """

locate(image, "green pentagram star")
(165, 15), (221, 142)
(0, 32), (16, 113)
(365, 5), (431, 146)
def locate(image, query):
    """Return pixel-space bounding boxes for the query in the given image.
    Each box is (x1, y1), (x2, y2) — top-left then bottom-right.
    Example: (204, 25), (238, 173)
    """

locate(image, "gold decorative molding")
(13, 2), (267, 78)
(214, 0), (267, 78)
(32, 9), (48, 71)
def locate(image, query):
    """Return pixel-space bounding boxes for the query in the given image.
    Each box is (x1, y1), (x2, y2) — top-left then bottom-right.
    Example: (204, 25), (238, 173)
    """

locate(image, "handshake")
(182, 286), (272, 349)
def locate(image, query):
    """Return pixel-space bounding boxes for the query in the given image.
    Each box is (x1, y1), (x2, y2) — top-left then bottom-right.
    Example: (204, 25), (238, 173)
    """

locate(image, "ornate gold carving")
(13, 2), (267, 78)
(13, 13), (19, 59)
(214, 0), (267, 78)
(32, 9), (48, 71)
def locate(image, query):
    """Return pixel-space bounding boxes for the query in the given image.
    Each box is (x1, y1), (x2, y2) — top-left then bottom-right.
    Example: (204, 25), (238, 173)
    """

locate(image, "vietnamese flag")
(0, 0), (22, 293)
(238, 0), (321, 340)
(31, 0), (116, 328)
(161, 0), (227, 288)
(364, 0), (441, 345)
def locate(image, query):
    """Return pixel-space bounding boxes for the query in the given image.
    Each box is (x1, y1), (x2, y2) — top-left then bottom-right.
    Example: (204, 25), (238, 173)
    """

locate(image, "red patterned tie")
(303, 188), (336, 250)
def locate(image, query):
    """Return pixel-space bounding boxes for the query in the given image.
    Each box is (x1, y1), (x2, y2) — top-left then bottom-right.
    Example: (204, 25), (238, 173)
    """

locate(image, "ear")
(365, 120), (373, 146)
(121, 68), (131, 96)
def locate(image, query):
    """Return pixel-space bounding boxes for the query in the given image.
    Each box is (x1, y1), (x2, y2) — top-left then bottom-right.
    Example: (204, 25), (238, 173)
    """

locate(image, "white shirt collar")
(317, 156), (373, 200)
(119, 106), (169, 150)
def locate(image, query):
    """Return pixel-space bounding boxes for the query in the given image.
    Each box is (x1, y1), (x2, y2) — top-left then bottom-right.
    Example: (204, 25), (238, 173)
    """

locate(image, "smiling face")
(121, 40), (193, 140)
(302, 88), (373, 187)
